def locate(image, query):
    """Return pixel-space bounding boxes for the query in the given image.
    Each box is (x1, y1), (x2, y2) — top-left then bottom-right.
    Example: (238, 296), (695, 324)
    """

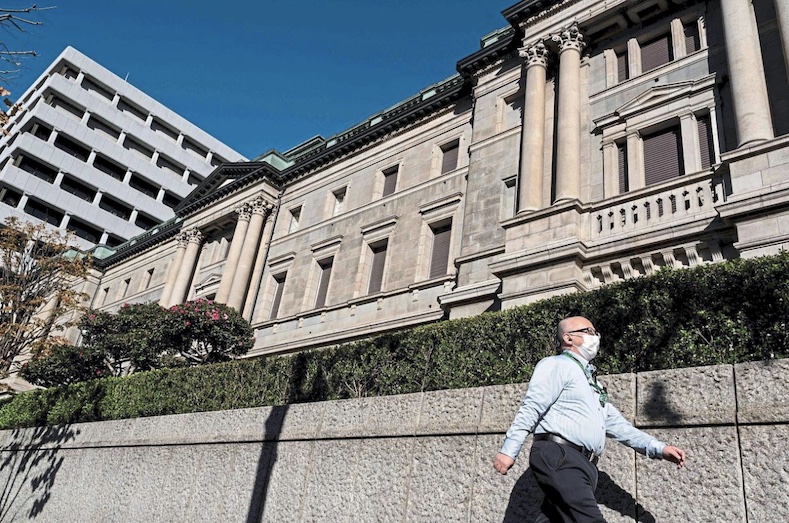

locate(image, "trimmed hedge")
(1, 252), (788, 429)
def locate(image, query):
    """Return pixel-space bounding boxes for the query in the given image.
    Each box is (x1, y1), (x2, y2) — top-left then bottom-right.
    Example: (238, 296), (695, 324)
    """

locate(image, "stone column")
(243, 211), (276, 320)
(226, 197), (271, 311)
(167, 228), (203, 306)
(774, 0), (789, 86)
(517, 42), (549, 213)
(552, 24), (586, 202)
(680, 114), (702, 174)
(720, 0), (773, 146)
(214, 203), (252, 304)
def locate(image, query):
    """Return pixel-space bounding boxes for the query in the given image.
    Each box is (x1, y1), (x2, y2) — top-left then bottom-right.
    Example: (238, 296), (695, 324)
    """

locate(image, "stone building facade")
(0, 47), (245, 249)
(86, 0), (789, 357)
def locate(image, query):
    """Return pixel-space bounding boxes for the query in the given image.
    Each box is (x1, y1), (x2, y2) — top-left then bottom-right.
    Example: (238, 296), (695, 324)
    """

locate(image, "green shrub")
(2, 252), (788, 429)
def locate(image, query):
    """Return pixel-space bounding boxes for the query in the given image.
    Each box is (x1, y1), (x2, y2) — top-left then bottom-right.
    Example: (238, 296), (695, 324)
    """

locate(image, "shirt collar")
(563, 350), (588, 367)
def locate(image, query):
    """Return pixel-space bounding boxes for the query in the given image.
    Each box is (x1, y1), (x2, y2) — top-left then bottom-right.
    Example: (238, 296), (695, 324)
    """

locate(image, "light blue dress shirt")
(500, 351), (666, 461)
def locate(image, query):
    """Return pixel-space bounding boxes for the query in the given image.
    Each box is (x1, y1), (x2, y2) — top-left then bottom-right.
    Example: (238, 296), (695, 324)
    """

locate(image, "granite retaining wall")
(0, 359), (786, 522)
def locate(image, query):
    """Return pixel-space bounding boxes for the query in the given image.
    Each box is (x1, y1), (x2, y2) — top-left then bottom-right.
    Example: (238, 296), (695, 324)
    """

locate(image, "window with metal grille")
(382, 166), (398, 197)
(315, 258), (333, 308)
(368, 240), (388, 294)
(643, 125), (683, 186)
(697, 114), (714, 169)
(640, 34), (672, 73)
(440, 140), (460, 174)
(618, 142), (629, 194)
(61, 175), (97, 202)
(270, 273), (287, 320)
(429, 221), (452, 279)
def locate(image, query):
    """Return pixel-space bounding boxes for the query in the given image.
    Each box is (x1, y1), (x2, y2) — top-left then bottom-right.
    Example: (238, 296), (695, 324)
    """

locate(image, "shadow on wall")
(0, 424), (79, 522)
(502, 466), (657, 522)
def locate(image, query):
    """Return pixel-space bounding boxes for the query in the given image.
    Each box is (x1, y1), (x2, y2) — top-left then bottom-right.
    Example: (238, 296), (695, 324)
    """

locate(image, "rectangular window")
(121, 278), (131, 298)
(332, 188), (346, 216)
(124, 136), (154, 159)
(24, 199), (63, 226)
(60, 175), (97, 202)
(643, 125), (683, 186)
(616, 51), (628, 83)
(81, 76), (114, 101)
(140, 268), (154, 291)
(288, 206), (301, 233)
(162, 191), (182, 209)
(29, 122), (52, 141)
(270, 273), (287, 320)
(0, 185), (22, 207)
(99, 195), (133, 220)
(440, 140), (460, 174)
(117, 98), (147, 121)
(382, 166), (398, 197)
(129, 174), (159, 198)
(315, 258), (333, 308)
(67, 218), (102, 243)
(182, 137), (208, 159)
(429, 221), (452, 279)
(618, 142), (629, 194)
(151, 118), (179, 141)
(697, 114), (714, 170)
(640, 34), (672, 73)
(105, 234), (125, 247)
(135, 212), (159, 230)
(49, 95), (84, 120)
(684, 22), (700, 54)
(54, 134), (90, 162)
(94, 155), (127, 180)
(156, 155), (185, 177)
(18, 155), (57, 183)
(87, 115), (121, 141)
(368, 240), (388, 294)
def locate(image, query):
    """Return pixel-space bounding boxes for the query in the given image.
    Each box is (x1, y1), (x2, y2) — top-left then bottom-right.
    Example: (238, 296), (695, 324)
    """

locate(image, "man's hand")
(493, 452), (515, 475)
(662, 445), (686, 469)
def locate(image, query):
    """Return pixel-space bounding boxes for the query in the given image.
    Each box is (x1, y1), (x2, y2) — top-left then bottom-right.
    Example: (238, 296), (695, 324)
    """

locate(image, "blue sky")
(3, 1), (514, 159)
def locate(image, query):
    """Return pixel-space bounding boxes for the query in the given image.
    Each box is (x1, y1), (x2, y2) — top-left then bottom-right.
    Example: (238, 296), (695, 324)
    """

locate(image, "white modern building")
(0, 47), (245, 248)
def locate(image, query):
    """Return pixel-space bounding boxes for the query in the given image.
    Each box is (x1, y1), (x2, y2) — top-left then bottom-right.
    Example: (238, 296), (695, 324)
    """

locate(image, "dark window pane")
(641, 34), (672, 72)
(644, 126), (683, 186)
(24, 199), (63, 226)
(270, 273), (287, 320)
(315, 258), (333, 308)
(67, 218), (102, 243)
(54, 134), (90, 162)
(129, 174), (158, 198)
(440, 140), (459, 174)
(382, 166), (398, 197)
(61, 176), (96, 202)
(368, 241), (388, 294)
(94, 155), (126, 180)
(618, 143), (628, 194)
(19, 156), (57, 183)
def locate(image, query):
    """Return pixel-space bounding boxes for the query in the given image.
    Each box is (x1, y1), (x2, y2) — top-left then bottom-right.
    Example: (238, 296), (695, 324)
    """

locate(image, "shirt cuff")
(647, 439), (666, 459)
(499, 437), (524, 460)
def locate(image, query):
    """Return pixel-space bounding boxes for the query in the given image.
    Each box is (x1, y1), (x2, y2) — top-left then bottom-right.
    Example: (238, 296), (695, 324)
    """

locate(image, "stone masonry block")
(470, 433), (542, 523)
(416, 387), (484, 435)
(739, 424), (789, 523)
(406, 435), (477, 522)
(598, 373), (636, 421)
(317, 397), (369, 438)
(351, 438), (414, 522)
(259, 440), (314, 522)
(597, 441), (637, 523)
(636, 427), (745, 523)
(362, 391), (421, 437)
(478, 382), (527, 433)
(736, 359), (789, 423)
(636, 365), (735, 426)
(301, 439), (358, 523)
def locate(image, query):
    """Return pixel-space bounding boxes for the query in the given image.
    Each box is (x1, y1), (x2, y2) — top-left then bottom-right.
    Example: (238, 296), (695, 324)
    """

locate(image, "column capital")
(552, 23), (586, 53)
(518, 41), (549, 68)
(249, 195), (273, 216)
(183, 227), (203, 245)
(235, 202), (253, 221)
(175, 231), (190, 248)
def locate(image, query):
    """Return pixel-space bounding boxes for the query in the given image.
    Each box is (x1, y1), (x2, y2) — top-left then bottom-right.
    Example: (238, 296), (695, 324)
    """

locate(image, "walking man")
(493, 316), (686, 522)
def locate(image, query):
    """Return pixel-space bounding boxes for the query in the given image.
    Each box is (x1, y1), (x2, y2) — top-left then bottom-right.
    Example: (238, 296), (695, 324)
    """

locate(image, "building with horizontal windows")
(80, 0), (789, 357)
(0, 47), (245, 248)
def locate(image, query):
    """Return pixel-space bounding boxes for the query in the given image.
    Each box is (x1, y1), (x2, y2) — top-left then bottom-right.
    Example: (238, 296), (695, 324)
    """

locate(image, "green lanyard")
(562, 352), (608, 407)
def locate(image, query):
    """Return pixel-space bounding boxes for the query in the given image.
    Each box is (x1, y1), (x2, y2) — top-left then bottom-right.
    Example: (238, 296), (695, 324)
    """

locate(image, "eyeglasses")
(567, 327), (601, 337)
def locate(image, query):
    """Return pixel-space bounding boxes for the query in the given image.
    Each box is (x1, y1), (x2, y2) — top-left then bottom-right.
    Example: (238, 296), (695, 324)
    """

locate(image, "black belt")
(534, 433), (599, 464)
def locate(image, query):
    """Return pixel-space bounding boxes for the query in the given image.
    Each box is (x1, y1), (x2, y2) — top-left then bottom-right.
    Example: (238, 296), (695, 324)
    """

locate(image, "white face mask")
(575, 334), (600, 361)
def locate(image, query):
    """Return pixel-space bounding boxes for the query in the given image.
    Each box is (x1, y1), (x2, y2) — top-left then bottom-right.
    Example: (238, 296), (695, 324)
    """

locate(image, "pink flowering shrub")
(22, 300), (253, 387)
(166, 299), (253, 364)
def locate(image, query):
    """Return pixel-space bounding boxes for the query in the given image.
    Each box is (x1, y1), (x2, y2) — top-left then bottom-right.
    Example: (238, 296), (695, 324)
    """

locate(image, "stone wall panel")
(739, 424), (789, 523)
(735, 359), (789, 423)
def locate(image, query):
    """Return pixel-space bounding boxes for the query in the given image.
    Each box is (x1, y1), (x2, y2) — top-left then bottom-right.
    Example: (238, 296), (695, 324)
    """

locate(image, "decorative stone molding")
(175, 231), (190, 248)
(183, 227), (203, 245)
(518, 42), (549, 68)
(552, 23), (586, 53)
(235, 202), (252, 221)
(249, 195), (273, 216)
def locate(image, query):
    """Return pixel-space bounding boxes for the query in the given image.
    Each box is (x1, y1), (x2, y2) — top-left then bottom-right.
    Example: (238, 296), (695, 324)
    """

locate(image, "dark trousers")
(528, 440), (605, 523)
